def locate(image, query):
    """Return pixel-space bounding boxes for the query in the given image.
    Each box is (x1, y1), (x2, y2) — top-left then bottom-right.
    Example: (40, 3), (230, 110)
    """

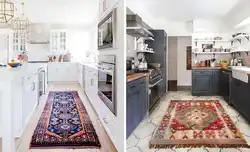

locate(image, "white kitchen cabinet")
(21, 72), (39, 133)
(12, 76), (24, 137)
(50, 30), (68, 53)
(78, 63), (83, 87)
(48, 63), (78, 82)
(7, 30), (27, 62)
(84, 65), (98, 101)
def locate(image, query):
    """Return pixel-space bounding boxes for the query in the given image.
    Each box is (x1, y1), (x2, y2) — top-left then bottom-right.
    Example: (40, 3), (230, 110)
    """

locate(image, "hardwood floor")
(16, 83), (117, 152)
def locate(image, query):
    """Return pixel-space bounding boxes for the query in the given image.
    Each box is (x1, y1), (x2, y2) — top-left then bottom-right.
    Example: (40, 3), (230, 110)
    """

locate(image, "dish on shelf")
(8, 62), (21, 68)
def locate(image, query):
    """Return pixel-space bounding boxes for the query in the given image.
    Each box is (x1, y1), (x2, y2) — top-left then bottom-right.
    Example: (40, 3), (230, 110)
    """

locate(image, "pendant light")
(0, 0), (14, 23)
(12, 2), (30, 34)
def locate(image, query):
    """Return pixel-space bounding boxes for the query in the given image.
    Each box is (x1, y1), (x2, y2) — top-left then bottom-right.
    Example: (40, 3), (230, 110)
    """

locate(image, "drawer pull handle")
(140, 82), (144, 84)
(103, 118), (108, 124)
(130, 85), (136, 89)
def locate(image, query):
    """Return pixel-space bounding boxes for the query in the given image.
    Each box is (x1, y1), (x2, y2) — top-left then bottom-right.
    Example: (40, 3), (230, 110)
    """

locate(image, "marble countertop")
(127, 73), (148, 83)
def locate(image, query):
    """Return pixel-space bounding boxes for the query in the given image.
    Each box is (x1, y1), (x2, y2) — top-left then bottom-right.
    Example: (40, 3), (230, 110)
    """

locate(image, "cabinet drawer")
(192, 70), (212, 76)
(127, 80), (140, 95)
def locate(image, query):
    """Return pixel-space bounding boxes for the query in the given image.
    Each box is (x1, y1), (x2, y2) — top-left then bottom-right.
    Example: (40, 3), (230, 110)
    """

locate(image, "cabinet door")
(139, 83), (147, 121)
(192, 75), (212, 96)
(126, 90), (140, 138)
(212, 70), (220, 95)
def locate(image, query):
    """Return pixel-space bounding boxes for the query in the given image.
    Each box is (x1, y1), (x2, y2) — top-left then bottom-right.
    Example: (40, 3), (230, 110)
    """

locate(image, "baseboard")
(177, 86), (192, 91)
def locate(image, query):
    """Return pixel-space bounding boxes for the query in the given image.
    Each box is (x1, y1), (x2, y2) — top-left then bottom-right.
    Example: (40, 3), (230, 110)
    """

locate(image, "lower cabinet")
(48, 63), (78, 82)
(126, 77), (147, 138)
(231, 77), (250, 123)
(192, 69), (220, 96)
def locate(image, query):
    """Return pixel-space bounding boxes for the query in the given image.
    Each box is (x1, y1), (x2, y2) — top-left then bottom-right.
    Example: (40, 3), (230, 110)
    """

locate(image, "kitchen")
(126, 0), (250, 151)
(0, 0), (125, 152)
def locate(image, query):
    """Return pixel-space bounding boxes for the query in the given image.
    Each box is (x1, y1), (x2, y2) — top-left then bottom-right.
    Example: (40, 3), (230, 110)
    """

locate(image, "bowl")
(8, 62), (21, 68)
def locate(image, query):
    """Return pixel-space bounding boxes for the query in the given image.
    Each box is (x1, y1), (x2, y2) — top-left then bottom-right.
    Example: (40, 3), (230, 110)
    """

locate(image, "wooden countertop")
(192, 66), (222, 70)
(127, 73), (148, 82)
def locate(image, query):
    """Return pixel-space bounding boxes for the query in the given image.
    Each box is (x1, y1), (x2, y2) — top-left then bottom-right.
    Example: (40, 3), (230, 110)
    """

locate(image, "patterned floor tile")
(127, 134), (139, 149)
(220, 148), (241, 152)
(133, 122), (156, 139)
(136, 135), (152, 152)
(236, 121), (250, 136)
(127, 91), (250, 152)
(127, 147), (141, 152)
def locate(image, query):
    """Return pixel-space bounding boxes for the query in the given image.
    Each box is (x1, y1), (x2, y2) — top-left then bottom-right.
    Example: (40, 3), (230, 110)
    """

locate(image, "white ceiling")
(127, 0), (243, 21)
(12, 0), (99, 25)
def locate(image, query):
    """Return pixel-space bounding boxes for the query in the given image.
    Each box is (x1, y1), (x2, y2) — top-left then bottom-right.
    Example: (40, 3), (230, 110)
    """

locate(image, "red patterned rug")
(150, 100), (250, 149)
(30, 91), (101, 149)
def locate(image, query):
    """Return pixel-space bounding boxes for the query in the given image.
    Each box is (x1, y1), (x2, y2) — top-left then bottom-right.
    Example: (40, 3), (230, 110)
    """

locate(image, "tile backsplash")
(192, 54), (231, 65)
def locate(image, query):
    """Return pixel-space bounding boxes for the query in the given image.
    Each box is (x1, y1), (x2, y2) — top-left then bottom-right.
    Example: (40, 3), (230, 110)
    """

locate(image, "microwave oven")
(98, 8), (116, 50)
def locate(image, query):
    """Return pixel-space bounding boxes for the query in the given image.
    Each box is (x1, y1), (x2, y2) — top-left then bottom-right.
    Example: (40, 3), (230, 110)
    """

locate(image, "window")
(50, 30), (67, 53)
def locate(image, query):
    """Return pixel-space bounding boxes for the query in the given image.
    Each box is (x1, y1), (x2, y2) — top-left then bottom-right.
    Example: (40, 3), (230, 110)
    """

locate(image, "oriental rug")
(150, 100), (250, 149)
(30, 91), (101, 149)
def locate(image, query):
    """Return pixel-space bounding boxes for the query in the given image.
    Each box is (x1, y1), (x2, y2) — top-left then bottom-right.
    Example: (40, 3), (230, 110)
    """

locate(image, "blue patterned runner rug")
(30, 91), (101, 149)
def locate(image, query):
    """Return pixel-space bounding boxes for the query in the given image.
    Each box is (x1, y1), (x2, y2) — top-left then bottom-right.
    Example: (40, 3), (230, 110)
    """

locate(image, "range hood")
(27, 24), (50, 44)
(126, 14), (154, 38)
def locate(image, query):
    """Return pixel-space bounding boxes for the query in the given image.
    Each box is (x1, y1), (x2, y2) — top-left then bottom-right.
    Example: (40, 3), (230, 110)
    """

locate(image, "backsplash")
(192, 54), (231, 66)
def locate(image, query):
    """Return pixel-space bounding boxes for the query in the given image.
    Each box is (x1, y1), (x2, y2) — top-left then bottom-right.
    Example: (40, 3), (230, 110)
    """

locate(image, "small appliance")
(98, 8), (116, 50)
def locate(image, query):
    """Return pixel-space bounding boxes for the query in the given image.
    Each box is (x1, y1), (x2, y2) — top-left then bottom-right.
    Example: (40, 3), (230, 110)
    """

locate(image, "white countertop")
(0, 64), (28, 82)
(0, 63), (47, 83)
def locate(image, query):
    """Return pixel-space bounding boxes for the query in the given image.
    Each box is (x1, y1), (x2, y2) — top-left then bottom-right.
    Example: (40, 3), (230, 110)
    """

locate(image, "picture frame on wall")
(186, 46), (192, 70)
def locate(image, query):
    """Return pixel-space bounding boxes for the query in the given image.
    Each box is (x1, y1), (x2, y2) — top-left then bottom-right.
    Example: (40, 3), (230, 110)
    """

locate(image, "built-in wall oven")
(98, 55), (116, 115)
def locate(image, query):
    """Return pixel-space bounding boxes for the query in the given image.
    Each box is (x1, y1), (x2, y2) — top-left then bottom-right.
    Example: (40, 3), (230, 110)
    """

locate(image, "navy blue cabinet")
(192, 70), (212, 96)
(212, 70), (220, 95)
(192, 69), (220, 96)
(127, 77), (147, 138)
(231, 77), (250, 123)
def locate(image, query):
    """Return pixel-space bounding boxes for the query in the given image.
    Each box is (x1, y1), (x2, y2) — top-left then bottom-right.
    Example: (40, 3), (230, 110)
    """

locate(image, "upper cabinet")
(7, 31), (27, 61)
(99, 0), (117, 19)
(50, 30), (68, 53)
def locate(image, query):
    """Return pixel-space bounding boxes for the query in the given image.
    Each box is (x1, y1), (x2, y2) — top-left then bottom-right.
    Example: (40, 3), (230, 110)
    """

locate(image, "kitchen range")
(126, 10), (168, 137)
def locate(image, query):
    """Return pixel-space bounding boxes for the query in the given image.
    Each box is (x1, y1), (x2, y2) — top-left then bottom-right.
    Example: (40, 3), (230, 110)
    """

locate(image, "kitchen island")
(0, 63), (46, 152)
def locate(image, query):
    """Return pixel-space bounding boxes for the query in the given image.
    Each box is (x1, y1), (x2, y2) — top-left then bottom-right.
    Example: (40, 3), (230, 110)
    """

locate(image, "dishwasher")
(220, 69), (231, 104)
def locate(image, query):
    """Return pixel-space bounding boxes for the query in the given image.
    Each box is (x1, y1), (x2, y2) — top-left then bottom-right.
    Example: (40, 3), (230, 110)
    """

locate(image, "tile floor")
(126, 91), (250, 152)
(16, 83), (117, 152)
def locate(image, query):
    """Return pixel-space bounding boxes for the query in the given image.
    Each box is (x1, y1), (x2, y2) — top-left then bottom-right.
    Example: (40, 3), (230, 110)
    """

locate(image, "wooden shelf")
(192, 52), (230, 54)
(135, 50), (154, 54)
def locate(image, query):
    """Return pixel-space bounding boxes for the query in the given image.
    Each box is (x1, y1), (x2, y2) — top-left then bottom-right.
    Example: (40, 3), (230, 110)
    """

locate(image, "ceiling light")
(0, 0), (14, 23)
(12, 2), (30, 34)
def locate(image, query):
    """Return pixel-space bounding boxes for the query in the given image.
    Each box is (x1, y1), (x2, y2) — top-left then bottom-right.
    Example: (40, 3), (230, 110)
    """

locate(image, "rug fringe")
(149, 144), (250, 149)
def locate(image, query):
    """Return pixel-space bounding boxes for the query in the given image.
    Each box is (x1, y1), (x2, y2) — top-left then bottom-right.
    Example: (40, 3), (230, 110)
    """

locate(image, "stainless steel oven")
(98, 55), (116, 115)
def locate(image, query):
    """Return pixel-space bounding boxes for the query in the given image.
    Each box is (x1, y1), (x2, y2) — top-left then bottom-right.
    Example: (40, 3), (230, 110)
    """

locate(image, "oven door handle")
(149, 78), (163, 88)
(98, 67), (113, 75)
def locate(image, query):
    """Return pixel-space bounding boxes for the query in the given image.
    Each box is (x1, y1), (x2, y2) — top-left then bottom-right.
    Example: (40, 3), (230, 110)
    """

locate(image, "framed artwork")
(186, 46), (192, 70)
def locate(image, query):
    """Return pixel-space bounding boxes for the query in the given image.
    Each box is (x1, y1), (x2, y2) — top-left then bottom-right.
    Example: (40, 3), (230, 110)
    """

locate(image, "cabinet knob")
(130, 85), (136, 89)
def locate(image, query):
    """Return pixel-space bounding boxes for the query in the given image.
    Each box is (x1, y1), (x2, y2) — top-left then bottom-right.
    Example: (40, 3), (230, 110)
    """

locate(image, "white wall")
(97, 0), (125, 151)
(177, 36), (192, 86)
(167, 37), (177, 80)
(193, 19), (231, 33)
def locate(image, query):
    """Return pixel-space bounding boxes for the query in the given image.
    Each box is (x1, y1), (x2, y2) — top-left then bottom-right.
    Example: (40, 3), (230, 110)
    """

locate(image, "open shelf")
(135, 50), (155, 54)
(192, 52), (230, 54)
(127, 27), (154, 38)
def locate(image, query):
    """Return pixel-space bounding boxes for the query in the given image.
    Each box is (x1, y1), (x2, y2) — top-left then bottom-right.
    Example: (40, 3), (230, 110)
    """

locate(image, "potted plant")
(220, 60), (228, 68)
